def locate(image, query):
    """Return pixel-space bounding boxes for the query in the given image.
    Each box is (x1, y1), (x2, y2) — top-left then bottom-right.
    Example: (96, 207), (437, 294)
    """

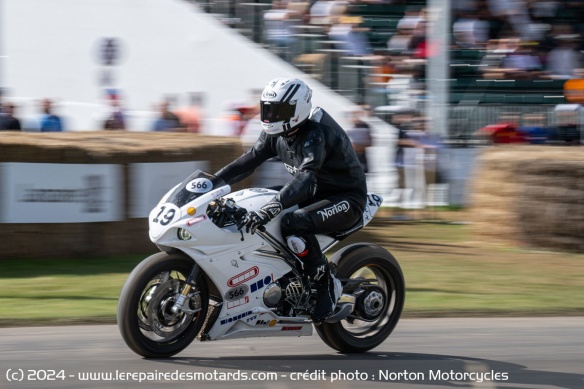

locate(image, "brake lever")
(228, 204), (247, 241)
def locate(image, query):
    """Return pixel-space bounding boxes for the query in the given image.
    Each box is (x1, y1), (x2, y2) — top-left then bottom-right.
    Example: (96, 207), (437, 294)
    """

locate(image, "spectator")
(263, 0), (296, 61)
(309, 0), (347, 27)
(397, 5), (424, 32)
(453, 10), (491, 48)
(328, 15), (373, 104)
(210, 101), (255, 137)
(391, 110), (415, 206)
(0, 103), (22, 131)
(486, 0), (533, 41)
(174, 92), (204, 133)
(402, 117), (440, 211)
(546, 33), (583, 79)
(480, 37), (520, 78)
(345, 108), (373, 173)
(387, 24), (414, 54)
(152, 101), (182, 132)
(552, 104), (581, 145)
(501, 41), (544, 78)
(409, 17), (429, 59)
(328, 16), (373, 57)
(103, 97), (126, 130)
(39, 99), (64, 132)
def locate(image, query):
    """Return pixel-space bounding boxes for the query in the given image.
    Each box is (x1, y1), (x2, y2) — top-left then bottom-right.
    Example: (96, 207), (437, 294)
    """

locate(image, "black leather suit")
(216, 108), (368, 275)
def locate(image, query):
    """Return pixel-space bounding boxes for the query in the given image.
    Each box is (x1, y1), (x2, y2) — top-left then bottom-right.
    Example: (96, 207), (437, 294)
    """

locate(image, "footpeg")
(324, 302), (353, 323)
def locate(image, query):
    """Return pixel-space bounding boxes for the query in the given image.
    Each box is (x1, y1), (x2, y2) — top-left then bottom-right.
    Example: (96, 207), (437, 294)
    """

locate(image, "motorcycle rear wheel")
(316, 244), (405, 353)
(118, 252), (208, 358)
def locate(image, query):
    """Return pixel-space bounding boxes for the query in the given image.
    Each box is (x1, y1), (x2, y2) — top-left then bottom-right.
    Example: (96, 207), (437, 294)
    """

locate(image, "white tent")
(3, 0), (359, 131)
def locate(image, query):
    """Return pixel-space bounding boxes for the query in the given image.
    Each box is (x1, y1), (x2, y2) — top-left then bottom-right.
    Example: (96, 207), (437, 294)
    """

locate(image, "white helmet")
(260, 78), (312, 136)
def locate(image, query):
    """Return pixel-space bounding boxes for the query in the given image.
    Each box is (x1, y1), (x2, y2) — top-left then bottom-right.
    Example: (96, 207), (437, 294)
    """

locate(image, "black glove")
(238, 201), (282, 234)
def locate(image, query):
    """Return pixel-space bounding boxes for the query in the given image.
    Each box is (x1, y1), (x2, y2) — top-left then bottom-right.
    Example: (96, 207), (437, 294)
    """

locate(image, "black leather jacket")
(215, 108), (367, 212)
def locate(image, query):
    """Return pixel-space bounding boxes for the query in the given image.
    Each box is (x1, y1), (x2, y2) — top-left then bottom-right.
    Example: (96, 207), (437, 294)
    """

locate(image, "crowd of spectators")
(0, 92), (207, 134)
(243, 0), (584, 109)
(453, 0), (584, 80)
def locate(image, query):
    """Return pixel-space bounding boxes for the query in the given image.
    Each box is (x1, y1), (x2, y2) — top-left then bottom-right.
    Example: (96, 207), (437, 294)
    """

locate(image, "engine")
(262, 276), (306, 318)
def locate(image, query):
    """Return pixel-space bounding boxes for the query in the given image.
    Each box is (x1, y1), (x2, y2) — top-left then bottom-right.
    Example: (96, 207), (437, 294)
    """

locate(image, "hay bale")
(468, 145), (584, 252)
(0, 132), (251, 259)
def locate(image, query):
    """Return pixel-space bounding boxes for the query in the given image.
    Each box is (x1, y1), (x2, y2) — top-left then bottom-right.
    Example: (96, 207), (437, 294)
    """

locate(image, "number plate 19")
(149, 203), (181, 238)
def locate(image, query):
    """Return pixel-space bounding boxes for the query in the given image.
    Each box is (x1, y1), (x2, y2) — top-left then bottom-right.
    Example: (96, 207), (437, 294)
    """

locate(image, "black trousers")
(280, 196), (363, 276)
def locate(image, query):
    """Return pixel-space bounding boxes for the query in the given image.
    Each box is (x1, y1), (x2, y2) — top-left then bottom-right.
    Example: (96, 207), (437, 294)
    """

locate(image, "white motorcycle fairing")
(147, 170), (382, 342)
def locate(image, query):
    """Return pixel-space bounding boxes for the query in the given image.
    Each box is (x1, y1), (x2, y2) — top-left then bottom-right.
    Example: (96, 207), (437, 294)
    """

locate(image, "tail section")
(363, 193), (383, 227)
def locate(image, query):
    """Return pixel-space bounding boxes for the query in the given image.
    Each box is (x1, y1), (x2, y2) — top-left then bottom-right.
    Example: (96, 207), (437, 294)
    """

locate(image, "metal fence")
(448, 104), (554, 139)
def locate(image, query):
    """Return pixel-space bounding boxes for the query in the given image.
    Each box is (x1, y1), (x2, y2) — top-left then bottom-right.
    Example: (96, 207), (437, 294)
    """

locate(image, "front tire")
(316, 244), (405, 353)
(117, 252), (208, 358)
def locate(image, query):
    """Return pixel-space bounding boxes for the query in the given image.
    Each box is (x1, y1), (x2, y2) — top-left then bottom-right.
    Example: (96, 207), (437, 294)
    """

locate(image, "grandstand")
(193, 0), (574, 139)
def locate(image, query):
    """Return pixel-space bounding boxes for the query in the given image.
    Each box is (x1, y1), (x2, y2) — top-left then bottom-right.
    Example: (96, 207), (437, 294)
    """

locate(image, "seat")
(326, 216), (364, 241)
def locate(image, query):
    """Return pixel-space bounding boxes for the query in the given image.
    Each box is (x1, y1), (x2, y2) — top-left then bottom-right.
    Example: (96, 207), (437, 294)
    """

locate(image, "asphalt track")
(0, 317), (582, 389)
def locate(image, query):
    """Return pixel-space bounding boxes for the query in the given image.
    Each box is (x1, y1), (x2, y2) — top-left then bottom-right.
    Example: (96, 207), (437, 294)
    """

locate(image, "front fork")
(171, 263), (202, 315)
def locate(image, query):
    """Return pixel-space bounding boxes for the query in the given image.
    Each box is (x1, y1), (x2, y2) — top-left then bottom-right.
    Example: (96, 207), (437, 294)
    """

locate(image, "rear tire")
(117, 252), (209, 358)
(316, 244), (405, 353)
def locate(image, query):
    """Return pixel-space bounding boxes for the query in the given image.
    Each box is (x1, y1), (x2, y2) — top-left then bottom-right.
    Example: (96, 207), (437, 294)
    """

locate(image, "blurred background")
(2, 0), (584, 214)
(0, 0), (583, 329)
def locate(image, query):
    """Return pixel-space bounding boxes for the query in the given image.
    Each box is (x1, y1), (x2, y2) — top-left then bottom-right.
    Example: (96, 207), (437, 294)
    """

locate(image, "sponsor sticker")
(227, 266), (259, 287)
(368, 193), (382, 207)
(220, 310), (253, 325)
(227, 296), (249, 309)
(256, 319), (279, 327)
(250, 274), (274, 293)
(282, 326), (303, 331)
(186, 214), (206, 226)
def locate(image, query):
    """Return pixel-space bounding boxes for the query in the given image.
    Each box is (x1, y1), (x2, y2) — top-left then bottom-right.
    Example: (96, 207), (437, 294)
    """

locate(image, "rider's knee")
(280, 210), (311, 237)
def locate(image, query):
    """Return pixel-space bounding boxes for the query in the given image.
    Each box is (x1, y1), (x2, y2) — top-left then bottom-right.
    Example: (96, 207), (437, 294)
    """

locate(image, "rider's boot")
(311, 262), (343, 324)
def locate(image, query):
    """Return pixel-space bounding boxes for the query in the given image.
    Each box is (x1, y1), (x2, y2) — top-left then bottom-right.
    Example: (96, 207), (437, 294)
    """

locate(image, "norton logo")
(227, 266), (259, 287)
(263, 91), (277, 98)
(317, 201), (350, 221)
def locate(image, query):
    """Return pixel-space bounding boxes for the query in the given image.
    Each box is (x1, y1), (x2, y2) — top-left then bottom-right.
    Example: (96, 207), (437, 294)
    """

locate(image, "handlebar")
(206, 197), (247, 228)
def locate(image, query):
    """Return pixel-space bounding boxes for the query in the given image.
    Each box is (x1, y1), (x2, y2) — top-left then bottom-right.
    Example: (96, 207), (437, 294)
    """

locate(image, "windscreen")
(166, 170), (227, 208)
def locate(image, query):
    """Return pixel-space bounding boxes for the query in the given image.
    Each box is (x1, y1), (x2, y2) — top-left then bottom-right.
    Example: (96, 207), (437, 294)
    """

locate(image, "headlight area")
(177, 228), (192, 241)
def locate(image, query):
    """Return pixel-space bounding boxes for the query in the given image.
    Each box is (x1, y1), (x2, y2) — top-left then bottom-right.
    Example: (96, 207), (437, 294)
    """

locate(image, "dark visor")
(261, 101), (296, 123)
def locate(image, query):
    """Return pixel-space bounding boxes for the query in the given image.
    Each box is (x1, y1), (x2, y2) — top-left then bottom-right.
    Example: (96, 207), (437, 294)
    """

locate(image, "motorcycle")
(118, 170), (405, 358)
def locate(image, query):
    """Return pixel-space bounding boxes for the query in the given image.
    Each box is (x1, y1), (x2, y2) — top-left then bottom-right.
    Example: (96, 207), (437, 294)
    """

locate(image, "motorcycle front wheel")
(316, 244), (405, 353)
(117, 252), (209, 358)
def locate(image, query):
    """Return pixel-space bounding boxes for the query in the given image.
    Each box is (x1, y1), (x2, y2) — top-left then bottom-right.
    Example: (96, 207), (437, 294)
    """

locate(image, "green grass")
(1, 223), (583, 326)
(344, 223), (584, 316)
(0, 256), (143, 325)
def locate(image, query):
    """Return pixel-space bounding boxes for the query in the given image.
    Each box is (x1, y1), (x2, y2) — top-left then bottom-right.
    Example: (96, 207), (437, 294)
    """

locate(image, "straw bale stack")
(0, 131), (248, 259)
(0, 131), (242, 168)
(468, 146), (584, 251)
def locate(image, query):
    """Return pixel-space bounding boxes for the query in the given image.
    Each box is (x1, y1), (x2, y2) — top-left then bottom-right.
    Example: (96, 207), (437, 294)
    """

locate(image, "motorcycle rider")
(215, 78), (367, 323)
